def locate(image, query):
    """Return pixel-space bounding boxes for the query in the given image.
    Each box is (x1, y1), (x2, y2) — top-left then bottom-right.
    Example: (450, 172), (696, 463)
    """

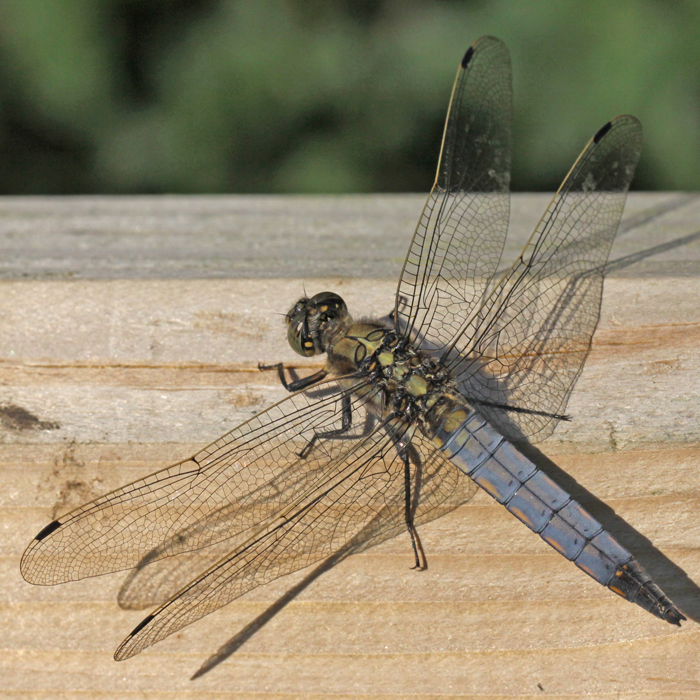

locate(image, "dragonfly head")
(286, 291), (349, 357)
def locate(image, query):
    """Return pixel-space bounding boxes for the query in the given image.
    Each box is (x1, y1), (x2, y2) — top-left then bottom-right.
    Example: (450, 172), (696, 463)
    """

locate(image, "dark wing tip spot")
(461, 46), (475, 69)
(35, 519), (61, 541)
(594, 121), (613, 144)
(130, 614), (155, 637)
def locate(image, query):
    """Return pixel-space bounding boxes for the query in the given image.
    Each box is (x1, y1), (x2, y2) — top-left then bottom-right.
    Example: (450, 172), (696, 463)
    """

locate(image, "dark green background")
(0, 0), (697, 194)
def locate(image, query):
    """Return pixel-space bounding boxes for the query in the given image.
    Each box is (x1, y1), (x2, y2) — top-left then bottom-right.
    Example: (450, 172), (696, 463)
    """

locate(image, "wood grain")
(2, 193), (699, 698)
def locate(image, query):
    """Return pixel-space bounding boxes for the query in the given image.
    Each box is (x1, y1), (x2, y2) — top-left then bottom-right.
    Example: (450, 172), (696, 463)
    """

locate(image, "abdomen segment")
(431, 405), (685, 625)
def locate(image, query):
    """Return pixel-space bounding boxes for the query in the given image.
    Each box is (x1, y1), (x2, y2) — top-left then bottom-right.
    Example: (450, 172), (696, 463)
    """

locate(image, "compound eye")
(285, 298), (309, 326)
(287, 315), (316, 357)
(310, 292), (347, 318)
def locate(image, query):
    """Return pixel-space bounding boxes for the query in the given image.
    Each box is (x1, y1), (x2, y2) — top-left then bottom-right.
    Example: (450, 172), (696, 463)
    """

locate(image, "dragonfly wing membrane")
(21, 378), (382, 585)
(115, 427), (472, 660)
(396, 35), (513, 351)
(116, 430), (476, 612)
(451, 115), (643, 440)
(115, 427), (476, 660)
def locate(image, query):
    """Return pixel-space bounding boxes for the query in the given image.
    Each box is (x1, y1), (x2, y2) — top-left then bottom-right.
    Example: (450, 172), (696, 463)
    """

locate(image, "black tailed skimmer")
(21, 35), (685, 661)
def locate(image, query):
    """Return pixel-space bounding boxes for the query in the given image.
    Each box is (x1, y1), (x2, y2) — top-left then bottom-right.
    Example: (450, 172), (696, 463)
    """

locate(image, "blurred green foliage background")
(0, 0), (698, 194)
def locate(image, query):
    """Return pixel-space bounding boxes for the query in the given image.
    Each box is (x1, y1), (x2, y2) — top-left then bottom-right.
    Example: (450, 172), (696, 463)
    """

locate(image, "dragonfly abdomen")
(427, 400), (685, 625)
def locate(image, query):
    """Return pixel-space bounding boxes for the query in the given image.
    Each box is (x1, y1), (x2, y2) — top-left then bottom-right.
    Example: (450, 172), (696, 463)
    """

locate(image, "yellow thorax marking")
(393, 361), (408, 378)
(354, 335), (384, 354)
(378, 351), (394, 366)
(406, 374), (428, 396)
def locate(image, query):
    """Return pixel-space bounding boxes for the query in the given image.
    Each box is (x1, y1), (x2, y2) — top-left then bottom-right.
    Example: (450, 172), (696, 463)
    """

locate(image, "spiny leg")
(298, 392), (355, 459)
(380, 419), (427, 569)
(470, 398), (571, 422)
(259, 362), (328, 392)
(401, 447), (427, 571)
(259, 362), (347, 458)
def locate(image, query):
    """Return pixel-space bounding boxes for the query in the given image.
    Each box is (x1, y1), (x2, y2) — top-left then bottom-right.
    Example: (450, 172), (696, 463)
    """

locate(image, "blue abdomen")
(427, 400), (684, 624)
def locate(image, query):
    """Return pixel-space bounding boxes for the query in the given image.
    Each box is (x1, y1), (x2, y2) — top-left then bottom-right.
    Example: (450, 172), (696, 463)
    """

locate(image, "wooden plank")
(0, 192), (698, 280)
(2, 193), (699, 698)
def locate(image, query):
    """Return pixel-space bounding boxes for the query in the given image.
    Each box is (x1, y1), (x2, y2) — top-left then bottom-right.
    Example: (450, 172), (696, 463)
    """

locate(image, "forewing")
(450, 116), (643, 441)
(396, 35), (512, 349)
(114, 426), (476, 659)
(20, 377), (381, 585)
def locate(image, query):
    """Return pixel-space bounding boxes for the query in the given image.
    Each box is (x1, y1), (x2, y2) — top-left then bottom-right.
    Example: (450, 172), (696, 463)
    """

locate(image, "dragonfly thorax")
(286, 291), (351, 357)
(328, 322), (455, 424)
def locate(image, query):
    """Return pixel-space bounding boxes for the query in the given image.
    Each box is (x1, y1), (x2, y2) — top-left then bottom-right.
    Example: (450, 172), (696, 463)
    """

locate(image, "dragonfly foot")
(407, 522), (428, 571)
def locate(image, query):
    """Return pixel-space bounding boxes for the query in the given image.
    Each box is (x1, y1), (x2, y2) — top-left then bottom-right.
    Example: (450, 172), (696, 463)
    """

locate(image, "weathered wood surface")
(2, 193), (700, 699)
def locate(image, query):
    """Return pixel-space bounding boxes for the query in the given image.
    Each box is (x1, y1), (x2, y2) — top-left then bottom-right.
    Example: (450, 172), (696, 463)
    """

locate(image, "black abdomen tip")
(594, 121), (613, 143)
(664, 606), (687, 626)
(35, 519), (61, 541)
(461, 46), (475, 69)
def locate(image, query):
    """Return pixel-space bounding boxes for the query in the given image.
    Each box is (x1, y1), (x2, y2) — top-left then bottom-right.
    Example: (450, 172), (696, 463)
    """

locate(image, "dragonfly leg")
(470, 398), (571, 423)
(402, 448), (427, 570)
(258, 362), (328, 392)
(297, 392), (354, 459)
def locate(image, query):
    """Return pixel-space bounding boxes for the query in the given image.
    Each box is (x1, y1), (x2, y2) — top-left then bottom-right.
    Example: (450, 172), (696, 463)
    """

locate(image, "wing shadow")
(116, 422), (475, 676)
(190, 540), (359, 680)
(450, 222), (700, 443)
(606, 227), (700, 274)
(616, 193), (697, 237)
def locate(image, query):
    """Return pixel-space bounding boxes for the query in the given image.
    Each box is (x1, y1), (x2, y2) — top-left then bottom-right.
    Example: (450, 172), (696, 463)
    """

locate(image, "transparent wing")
(449, 116), (643, 441)
(117, 435), (475, 612)
(21, 377), (385, 585)
(396, 35), (512, 349)
(114, 429), (474, 659)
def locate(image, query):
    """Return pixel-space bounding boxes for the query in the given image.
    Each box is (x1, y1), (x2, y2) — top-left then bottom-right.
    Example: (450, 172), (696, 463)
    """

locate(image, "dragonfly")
(21, 35), (685, 661)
